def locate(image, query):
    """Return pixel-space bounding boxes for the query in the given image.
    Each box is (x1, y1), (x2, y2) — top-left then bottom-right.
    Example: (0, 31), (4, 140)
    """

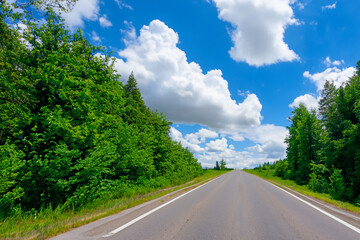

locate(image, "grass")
(0, 170), (229, 240)
(243, 169), (360, 214)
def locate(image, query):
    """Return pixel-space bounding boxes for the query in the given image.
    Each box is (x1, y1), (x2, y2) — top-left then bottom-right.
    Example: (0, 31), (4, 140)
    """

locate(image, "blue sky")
(59, 0), (359, 169)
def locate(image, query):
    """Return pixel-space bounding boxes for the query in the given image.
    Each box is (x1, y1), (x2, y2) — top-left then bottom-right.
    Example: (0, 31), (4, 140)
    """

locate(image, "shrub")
(329, 168), (346, 200)
(274, 160), (289, 178)
(308, 164), (329, 193)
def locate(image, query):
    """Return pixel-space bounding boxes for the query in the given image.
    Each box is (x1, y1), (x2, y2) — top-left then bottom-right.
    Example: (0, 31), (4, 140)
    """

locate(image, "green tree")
(318, 80), (337, 122)
(329, 168), (347, 200)
(285, 104), (323, 184)
(324, 67), (360, 199)
(214, 161), (220, 170)
(308, 163), (329, 193)
(274, 159), (289, 178)
(220, 159), (226, 170)
(0, 3), (202, 217)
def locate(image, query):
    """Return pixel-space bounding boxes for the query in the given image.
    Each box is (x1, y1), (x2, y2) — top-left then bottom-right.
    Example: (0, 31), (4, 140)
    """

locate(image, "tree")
(214, 161), (220, 170)
(220, 159), (226, 170)
(0, 3), (203, 217)
(285, 104), (323, 184)
(324, 67), (360, 199)
(318, 80), (337, 122)
(10, 0), (78, 12)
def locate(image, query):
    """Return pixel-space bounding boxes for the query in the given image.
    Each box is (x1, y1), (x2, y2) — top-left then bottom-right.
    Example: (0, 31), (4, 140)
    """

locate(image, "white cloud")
(289, 0), (305, 10)
(323, 56), (344, 67)
(297, 3), (305, 10)
(244, 124), (288, 159)
(170, 124), (287, 169)
(212, 0), (299, 66)
(322, 2), (336, 10)
(60, 0), (99, 27)
(120, 21), (137, 46)
(170, 127), (204, 153)
(289, 94), (319, 111)
(206, 138), (228, 152)
(229, 133), (245, 142)
(91, 30), (101, 42)
(99, 15), (113, 28)
(114, 0), (133, 10)
(114, 20), (262, 131)
(197, 147), (278, 169)
(114, 19), (289, 169)
(185, 128), (218, 145)
(303, 67), (356, 92)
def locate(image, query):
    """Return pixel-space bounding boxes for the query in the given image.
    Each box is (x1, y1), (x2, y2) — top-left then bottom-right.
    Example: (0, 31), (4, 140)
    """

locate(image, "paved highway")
(52, 170), (360, 240)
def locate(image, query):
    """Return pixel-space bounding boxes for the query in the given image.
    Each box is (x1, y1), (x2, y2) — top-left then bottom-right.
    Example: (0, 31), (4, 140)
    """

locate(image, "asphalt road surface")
(52, 170), (360, 240)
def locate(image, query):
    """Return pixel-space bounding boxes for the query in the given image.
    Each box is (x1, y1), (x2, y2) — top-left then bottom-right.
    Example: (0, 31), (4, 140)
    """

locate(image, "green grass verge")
(0, 170), (230, 240)
(243, 169), (360, 214)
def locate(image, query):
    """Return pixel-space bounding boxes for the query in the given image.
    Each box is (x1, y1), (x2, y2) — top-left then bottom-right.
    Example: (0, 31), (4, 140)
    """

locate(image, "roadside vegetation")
(0, 1), (220, 238)
(0, 169), (227, 239)
(245, 59), (360, 213)
(213, 159), (233, 171)
(243, 167), (360, 214)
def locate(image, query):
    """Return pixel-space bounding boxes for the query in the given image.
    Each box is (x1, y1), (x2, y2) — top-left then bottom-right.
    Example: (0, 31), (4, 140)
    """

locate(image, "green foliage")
(308, 164), (329, 193)
(322, 67), (360, 200)
(0, 5), (202, 220)
(220, 159), (226, 170)
(329, 168), (347, 200)
(249, 62), (360, 203)
(214, 161), (220, 170)
(214, 160), (232, 171)
(286, 104), (323, 184)
(274, 159), (289, 178)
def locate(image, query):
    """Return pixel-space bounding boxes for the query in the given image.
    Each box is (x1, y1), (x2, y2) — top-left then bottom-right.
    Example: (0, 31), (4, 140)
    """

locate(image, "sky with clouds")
(59, 0), (360, 169)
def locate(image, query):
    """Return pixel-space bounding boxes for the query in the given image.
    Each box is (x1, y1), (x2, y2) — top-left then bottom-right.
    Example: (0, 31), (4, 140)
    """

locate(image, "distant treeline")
(256, 65), (360, 202)
(0, 4), (202, 219)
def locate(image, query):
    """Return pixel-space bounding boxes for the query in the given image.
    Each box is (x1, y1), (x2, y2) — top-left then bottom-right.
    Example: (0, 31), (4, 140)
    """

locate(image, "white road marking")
(267, 180), (360, 235)
(102, 176), (219, 238)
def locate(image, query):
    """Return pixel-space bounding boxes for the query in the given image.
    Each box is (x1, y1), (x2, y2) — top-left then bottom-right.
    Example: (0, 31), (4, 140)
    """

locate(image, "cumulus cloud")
(303, 67), (356, 92)
(197, 147), (279, 169)
(206, 138), (228, 152)
(289, 94), (319, 111)
(322, 2), (336, 11)
(244, 124), (288, 159)
(212, 0), (299, 66)
(120, 21), (137, 46)
(114, 20), (262, 131)
(170, 127), (204, 153)
(323, 56), (344, 67)
(60, 0), (100, 27)
(99, 15), (113, 28)
(229, 133), (245, 142)
(289, 0), (306, 10)
(170, 124), (287, 169)
(185, 129), (218, 145)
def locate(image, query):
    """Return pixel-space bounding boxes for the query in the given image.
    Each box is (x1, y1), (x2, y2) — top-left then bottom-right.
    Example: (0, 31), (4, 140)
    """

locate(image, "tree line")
(257, 64), (360, 202)
(0, 2), (202, 220)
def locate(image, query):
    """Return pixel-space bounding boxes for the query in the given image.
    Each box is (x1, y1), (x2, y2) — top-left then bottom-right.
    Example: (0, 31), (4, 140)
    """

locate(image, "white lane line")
(267, 181), (360, 235)
(102, 177), (219, 238)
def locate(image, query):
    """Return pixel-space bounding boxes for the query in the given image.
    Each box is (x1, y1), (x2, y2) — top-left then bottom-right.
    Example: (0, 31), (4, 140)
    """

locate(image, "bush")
(309, 174), (329, 193)
(274, 160), (289, 178)
(329, 168), (347, 200)
(308, 164), (329, 193)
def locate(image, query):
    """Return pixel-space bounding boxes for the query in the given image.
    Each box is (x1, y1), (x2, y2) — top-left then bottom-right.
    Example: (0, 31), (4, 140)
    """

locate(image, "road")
(52, 170), (360, 240)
